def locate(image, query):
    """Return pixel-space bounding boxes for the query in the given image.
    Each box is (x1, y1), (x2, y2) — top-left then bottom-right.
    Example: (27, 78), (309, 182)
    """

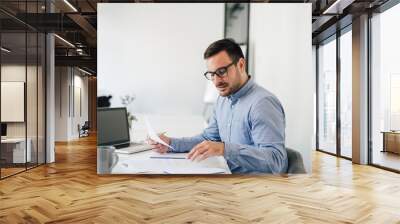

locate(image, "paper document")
(156, 157), (228, 174)
(112, 151), (230, 174)
(119, 160), (163, 174)
(163, 167), (226, 174)
(149, 152), (186, 159)
(144, 116), (175, 150)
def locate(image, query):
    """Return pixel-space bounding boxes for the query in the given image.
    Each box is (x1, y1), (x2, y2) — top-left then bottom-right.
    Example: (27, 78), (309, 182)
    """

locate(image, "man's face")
(206, 51), (242, 97)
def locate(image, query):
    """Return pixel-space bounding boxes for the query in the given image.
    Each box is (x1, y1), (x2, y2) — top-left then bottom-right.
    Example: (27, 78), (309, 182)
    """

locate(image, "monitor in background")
(1, 123), (7, 138)
(97, 107), (130, 147)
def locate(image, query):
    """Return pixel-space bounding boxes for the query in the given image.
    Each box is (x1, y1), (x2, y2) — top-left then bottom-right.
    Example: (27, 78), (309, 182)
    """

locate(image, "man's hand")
(187, 141), (224, 161)
(147, 134), (171, 154)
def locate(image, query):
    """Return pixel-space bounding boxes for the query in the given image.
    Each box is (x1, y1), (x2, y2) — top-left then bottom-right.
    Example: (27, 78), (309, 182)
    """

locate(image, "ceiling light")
(323, 0), (354, 15)
(1, 47), (11, 53)
(54, 34), (75, 48)
(76, 48), (84, 55)
(78, 67), (92, 76)
(63, 0), (78, 12)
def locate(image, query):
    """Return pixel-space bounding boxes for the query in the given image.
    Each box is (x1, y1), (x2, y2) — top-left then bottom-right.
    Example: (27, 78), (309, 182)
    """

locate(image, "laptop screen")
(1, 123), (7, 137)
(97, 107), (130, 146)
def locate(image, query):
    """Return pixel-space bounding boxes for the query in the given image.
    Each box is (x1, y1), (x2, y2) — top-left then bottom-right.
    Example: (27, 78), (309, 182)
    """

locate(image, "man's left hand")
(187, 141), (224, 161)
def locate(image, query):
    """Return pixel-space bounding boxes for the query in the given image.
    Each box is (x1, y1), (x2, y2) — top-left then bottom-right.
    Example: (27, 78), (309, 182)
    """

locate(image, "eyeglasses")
(203, 62), (236, 80)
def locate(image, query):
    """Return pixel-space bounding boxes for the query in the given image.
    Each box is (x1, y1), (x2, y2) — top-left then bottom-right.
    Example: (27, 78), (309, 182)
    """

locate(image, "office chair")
(286, 147), (306, 174)
(78, 121), (90, 138)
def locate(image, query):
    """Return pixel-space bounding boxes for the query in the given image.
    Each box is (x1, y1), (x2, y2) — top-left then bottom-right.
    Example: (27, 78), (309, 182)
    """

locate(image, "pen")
(149, 156), (186, 159)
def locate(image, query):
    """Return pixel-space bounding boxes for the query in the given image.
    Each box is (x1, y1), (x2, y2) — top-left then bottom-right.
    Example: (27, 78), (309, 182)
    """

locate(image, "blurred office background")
(1, 0), (400, 178)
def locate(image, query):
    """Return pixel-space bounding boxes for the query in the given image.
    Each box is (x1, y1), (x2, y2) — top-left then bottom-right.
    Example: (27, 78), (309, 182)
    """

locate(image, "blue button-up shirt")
(170, 77), (288, 174)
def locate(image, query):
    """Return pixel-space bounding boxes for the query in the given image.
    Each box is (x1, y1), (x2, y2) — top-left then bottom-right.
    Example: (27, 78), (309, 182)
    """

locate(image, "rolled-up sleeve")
(223, 97), (288, 174)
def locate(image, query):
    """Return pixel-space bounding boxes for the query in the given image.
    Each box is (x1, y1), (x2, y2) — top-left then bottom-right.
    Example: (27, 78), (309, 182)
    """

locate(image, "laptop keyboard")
(114, 144), (154, 154)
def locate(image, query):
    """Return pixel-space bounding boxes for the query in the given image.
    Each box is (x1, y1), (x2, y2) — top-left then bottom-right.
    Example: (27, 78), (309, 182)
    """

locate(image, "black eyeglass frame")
(203, 61), (237, 80)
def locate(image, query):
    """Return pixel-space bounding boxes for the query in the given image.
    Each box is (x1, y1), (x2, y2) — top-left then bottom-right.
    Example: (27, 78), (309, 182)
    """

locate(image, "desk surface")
(97, 114), (231, 174)
(110, 150), (231, 174)
(1, 138), (27, 143)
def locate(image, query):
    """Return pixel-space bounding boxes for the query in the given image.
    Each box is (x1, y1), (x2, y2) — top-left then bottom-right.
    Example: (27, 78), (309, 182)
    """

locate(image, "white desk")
(111, 150), (231, 174)
(1, 138), (32, 163)
(97, 114), (231, 174)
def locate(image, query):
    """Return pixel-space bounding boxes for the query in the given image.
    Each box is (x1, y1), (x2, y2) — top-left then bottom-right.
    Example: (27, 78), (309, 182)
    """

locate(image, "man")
(150, 38), (288, 174)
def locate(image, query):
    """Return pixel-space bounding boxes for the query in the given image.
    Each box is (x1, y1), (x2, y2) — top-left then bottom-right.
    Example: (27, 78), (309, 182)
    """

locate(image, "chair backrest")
(286, 148), (306, 174)
(82, 121), (90, 129)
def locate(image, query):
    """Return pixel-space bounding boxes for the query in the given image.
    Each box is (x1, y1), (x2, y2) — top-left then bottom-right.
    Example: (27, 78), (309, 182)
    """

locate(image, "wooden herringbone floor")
(1, 134), (400, 224)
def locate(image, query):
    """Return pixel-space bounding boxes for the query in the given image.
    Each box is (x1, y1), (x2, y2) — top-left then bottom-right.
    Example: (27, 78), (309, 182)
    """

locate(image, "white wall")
(72, 74), (89, 138)
(312, 45), (317, 152)
(1, 64), (47, 164)
(1, 82), (24, 123)
(1, 65), (39, 137)
(55, 67), (89, 141)
(55, 67), (69, 141)
(97, 3), (225, 116)
(249, 3), (313, 172)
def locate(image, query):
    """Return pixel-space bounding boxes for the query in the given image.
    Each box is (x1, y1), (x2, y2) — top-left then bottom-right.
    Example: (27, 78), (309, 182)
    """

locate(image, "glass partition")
(0, 1), (46, 179)
(1, 31), (28, 177)
(27, 30), (38, 169)
(317, 36), (337, 155)
(38, 32), (45, 165)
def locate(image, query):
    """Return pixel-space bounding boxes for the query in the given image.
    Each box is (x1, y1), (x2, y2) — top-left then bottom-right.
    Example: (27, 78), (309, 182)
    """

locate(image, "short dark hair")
(203, 38), (244, 63)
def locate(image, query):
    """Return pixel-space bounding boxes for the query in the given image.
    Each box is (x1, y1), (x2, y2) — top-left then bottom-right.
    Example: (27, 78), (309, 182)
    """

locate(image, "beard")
(215, 81), (230, 96)
(214, 69), (243, 96)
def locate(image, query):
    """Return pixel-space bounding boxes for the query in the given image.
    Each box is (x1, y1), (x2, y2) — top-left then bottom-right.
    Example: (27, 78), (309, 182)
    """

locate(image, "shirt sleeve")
(223, 96), (288, 174)
(169, 106), (221, 153)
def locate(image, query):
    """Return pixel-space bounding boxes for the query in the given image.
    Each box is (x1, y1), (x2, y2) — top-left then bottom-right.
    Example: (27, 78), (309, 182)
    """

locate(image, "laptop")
(97, 107), (153, 154)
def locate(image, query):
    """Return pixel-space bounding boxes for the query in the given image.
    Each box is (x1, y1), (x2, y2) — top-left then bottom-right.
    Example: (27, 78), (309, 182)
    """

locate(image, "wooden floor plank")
(1, 134), (400, 223)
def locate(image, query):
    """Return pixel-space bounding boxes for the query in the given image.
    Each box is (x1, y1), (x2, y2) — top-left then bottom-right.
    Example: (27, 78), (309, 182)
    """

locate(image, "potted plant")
(120, 94), (137, 129)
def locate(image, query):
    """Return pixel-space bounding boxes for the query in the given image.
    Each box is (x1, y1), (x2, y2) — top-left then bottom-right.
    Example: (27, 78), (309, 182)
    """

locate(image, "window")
(318, 37), (337, 154)
(390, 74), (400, 130)
(339, 29), (352, 158)
(370, 2), (400, 171)
(317, 26), (353, 159)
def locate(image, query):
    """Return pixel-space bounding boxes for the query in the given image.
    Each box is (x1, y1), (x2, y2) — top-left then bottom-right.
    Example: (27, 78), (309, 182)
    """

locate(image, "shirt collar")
(227, 76), (254, 102)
